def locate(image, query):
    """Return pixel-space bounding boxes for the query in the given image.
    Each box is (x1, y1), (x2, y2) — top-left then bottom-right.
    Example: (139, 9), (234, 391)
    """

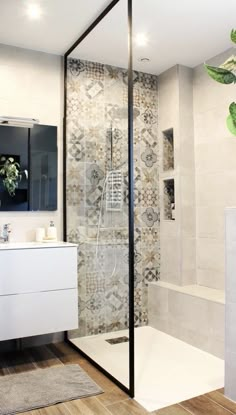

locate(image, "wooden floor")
(0, 342), (235, 414)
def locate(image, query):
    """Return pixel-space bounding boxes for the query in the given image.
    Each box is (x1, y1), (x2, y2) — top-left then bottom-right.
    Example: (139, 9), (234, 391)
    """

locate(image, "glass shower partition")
(65, 0), (134, 395)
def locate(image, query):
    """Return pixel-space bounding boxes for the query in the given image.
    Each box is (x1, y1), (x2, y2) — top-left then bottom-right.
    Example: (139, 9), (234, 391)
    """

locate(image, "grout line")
(122, 399), (149, 414)
(106, 397), (132, 408)
(94, 396), (114, 414)
(178, 403), (196, 415)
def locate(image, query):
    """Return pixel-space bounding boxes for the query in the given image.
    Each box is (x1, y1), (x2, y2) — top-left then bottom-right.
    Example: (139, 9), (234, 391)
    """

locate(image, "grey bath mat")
(0, 364), (103, 415)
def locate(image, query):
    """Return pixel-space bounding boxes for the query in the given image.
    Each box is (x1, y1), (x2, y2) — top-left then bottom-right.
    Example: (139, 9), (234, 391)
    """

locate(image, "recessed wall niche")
(163, 128), (174, 171)
(163, 178), (175, 220)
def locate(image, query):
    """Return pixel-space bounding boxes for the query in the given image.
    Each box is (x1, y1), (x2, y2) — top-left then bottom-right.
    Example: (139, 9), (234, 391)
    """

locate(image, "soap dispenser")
(47, 221), (57, 240)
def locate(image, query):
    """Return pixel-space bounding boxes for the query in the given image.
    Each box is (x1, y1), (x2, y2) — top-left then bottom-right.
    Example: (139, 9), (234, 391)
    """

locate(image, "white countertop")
(0, 241), (78, 250)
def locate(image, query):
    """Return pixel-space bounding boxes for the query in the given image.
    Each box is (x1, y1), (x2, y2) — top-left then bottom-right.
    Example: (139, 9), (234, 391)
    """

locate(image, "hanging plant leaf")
(204, 64), (236, 84)
(227, 114), (236, 136)
(231, 29), (236, 44)
(229, 102), (236, 123)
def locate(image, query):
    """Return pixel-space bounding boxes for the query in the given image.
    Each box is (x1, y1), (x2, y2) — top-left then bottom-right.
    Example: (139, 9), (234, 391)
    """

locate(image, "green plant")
(0, 156), (23, 196)
(204, 29), (236, 135)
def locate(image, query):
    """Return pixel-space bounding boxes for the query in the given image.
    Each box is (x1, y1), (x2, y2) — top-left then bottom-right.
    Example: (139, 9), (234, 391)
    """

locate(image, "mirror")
(0, 124), (57, 211)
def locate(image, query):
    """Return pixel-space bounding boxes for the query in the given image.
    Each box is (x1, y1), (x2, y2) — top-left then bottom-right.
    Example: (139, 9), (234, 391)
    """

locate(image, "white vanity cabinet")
(0, 242), (78, 341)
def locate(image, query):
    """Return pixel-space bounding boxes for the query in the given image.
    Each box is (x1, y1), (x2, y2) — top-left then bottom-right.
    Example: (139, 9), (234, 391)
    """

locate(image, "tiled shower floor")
(70, 326), (224, 412)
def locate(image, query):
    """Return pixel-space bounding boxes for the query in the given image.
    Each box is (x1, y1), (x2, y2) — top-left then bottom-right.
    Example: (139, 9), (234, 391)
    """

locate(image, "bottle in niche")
(47, 220), (57, 240)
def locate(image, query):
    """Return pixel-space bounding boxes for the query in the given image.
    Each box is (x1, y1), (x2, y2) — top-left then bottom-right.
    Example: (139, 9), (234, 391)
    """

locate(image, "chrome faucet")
(0, 224), (11, 243)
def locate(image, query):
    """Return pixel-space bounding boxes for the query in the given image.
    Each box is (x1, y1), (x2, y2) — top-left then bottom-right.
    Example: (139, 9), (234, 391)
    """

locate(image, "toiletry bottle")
(47, 221), (57, 240)
(35, 227), (45, 242)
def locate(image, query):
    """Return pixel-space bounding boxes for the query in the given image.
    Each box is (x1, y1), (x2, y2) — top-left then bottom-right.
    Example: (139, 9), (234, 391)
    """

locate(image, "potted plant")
(0, 156), (28, 197)
(204, 29), (236, 135)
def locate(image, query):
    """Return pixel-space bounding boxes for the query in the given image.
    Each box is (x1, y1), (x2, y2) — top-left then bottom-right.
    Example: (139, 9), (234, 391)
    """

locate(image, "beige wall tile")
(197, 269), (224, 291)
(197, 238), (225, 270)
(0, 44), (63, 241)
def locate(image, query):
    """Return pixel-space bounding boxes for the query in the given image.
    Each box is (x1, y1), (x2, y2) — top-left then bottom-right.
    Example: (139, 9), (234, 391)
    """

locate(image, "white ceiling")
(0, 0), (112, 55)
(0, 0), (235, 74)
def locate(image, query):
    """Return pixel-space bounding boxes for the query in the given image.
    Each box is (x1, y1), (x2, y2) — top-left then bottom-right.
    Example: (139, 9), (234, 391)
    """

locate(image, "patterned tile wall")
(66, 58), (160, 337)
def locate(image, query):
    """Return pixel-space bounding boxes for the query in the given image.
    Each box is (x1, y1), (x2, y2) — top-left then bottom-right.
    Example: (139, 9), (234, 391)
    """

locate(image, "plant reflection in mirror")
(0, 156), (28, 197)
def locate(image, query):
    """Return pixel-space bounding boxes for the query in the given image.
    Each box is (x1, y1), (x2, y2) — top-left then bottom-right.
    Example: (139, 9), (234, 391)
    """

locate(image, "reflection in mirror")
(30, 125), (57, 211)
(132, 0), (235, 411)
(0, 126), (28, 211)
(66, 0), (131, 391)
(0, 124), (57, 211)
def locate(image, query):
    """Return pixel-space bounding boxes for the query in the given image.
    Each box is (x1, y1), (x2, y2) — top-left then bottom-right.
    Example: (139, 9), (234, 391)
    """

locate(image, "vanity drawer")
(0, 289), (78, 341)
(0, 247), (77, 295)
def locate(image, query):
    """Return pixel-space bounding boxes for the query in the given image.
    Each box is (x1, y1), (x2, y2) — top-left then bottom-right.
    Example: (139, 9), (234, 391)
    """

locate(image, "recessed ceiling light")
(135, 33), (149, 47)
(26, 4), (42, 20)
(139, 58), (150, 63)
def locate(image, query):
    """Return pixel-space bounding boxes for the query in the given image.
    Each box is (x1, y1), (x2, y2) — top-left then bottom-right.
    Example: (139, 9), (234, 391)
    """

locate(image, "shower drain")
(105, 336), (129, 345)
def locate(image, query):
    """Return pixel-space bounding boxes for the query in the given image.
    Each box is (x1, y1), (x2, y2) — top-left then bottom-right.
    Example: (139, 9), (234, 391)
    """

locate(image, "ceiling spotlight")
(26, 4), (42, 20)
(135, 33), (149, 47)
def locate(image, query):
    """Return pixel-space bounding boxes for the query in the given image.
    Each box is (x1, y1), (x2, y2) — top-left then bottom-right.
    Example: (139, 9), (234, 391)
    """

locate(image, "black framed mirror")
(0, 124), (57, 211)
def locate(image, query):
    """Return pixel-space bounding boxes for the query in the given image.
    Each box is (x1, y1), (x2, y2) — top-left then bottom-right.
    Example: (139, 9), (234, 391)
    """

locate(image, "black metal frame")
(63, 0), (134, 398)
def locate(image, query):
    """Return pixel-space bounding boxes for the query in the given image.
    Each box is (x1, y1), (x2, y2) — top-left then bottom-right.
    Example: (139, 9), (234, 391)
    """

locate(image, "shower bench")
(148, 280), (225, 359)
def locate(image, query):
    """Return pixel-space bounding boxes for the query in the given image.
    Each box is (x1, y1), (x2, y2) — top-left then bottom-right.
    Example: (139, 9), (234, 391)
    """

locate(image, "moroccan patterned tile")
(66, 184), (84, 207)
(66, 57), (159, 336)
(141, 167), (159, 187)
(67, 161), (85, 184)
(86, 185), (104, 207)
(123, 69), (139, 86)
(67, 130), (85, 161)
(84, 60), (104, 81)
(140, 90), (158, 109)
(86, 207), (100, 226)
(134, 288), (142, 308)
(141, 227), (159, 243)
(85, 140), (97, 162)
(86, 273), (105, 295)
(86, 292), (106, 314)
(141, 146), (158, 168)
(141, 127), (157, 146)
(140, 186), (159, 207)
(68, 58), (85, 77)
(143, 267), (160, 285)
(86, 163), (105, 186)
(134, 310), (142, 327)
(142, 243), (160, 268)
(141, 207), (160, 227)
(139, 72), (157, 90)
(86, 80), (104, 100)
(107, 292), (128, 313)
(67, 228), (80, 244)
(86, 317), (107, 336)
